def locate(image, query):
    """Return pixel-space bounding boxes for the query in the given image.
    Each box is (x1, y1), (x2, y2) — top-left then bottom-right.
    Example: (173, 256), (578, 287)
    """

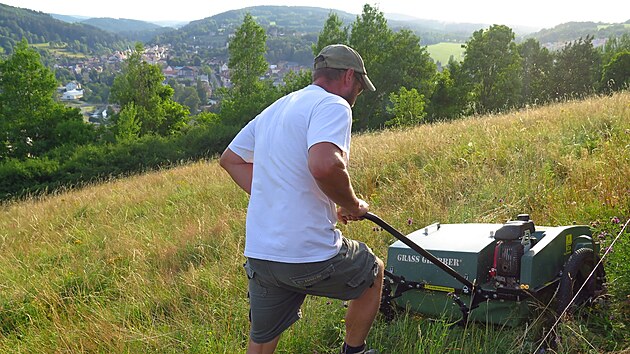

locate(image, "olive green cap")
(314, 44), (376, 92)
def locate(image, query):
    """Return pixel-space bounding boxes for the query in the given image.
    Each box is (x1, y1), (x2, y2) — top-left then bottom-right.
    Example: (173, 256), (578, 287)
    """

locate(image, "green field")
(1, 92), (629, 353)
(427, 42), (466, 64)
(31, 42), (87, 59)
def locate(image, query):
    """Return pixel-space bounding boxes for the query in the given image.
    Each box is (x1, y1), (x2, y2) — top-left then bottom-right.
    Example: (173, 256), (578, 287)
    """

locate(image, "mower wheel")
(556, 247), (600, 315)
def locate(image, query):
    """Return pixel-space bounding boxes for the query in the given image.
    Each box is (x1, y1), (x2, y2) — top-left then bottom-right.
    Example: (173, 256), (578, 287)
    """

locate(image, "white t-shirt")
(228, 84), (353, 263)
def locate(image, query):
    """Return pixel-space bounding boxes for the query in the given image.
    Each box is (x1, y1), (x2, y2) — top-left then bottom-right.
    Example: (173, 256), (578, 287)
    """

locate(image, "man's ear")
(344, 69), (355, 85)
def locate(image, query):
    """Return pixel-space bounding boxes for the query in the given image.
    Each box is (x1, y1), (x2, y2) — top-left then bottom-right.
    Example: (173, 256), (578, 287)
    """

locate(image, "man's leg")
(245, 259), (305, 354)
(247, 335), (281, 354)
(343, 257), (384, 347)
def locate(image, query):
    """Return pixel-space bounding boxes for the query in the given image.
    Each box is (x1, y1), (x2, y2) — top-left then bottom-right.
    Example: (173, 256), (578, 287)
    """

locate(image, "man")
(220, 44), (384, 354)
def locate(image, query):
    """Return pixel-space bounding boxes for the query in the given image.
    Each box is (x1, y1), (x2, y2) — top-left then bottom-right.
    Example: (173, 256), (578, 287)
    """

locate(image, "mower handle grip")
(362, 212), (475, 290)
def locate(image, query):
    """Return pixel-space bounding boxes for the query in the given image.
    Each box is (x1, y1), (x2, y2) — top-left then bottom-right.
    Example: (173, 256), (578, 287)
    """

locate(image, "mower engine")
(491, 215), (535, 288)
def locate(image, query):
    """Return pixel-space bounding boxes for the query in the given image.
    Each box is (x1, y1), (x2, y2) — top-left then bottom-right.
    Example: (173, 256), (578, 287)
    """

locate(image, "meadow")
(0, 92), (629, 353)
(426, 42), (466, 64)
(31, 43), (88, 59)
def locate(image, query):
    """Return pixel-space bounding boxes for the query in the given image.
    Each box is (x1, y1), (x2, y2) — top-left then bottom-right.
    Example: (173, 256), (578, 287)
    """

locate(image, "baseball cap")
(314, 44), (376, 92)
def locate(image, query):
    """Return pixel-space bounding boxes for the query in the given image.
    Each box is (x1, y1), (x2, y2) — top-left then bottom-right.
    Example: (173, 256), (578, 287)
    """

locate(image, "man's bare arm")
(219, 148), (253, 195)
(308, 142), (368, 222)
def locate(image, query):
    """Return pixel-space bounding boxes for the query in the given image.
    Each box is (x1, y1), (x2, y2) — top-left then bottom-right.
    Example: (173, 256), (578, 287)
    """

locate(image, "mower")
(364, 213), (606, 326)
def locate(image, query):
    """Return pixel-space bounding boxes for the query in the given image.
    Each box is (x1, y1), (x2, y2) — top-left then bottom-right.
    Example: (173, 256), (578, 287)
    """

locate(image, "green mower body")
(374, 214), (604, 326)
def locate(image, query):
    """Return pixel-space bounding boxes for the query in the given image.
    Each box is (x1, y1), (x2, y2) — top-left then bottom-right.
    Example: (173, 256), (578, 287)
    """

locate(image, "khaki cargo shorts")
(243, 237), (379, 344)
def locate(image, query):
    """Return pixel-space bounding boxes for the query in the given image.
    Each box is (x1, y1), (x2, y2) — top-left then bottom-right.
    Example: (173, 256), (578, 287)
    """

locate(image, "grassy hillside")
(1, 93), (629, 353)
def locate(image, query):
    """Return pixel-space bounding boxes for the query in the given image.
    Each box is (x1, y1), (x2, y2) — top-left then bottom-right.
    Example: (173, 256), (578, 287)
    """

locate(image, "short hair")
(312, 67), (346, 83)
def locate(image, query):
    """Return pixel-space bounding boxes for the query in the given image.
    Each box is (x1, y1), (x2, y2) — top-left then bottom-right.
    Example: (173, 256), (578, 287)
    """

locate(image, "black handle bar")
(363, 212), (475, 290)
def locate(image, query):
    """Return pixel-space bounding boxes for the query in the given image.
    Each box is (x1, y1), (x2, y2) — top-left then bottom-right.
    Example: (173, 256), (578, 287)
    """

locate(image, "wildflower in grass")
(407, 218), (413, 225)
(598, 232), (607, 240)
(611, 216), (620, 224)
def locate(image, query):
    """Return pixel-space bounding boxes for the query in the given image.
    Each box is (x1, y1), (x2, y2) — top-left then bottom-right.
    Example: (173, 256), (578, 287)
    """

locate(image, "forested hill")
(206, 6), (357, 33)
(82, 18), (163, 33)
(150, 5), (485, 65)
(0, 3), (129, 55)
(527, 20), (630, 44)
(151, 6), (360, 66)
(153, 5), (479, 49)
(81, 18), (175, 42)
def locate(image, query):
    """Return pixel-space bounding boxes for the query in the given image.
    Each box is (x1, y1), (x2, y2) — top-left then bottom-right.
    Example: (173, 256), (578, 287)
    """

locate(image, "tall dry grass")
(1, 92), (628, 353)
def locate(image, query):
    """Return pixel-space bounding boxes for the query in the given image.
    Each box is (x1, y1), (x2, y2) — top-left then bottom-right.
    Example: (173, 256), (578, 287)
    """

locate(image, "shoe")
(341, 348), (379, 354)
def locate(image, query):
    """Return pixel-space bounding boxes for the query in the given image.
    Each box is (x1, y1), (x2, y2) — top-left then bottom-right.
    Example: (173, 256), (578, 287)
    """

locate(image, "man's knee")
(375, 257), (384, 277)
(362, 257), (384, 298)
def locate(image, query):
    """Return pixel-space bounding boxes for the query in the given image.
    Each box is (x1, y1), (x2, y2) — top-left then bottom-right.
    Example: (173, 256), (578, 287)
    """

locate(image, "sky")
(2, 0), (629, 29)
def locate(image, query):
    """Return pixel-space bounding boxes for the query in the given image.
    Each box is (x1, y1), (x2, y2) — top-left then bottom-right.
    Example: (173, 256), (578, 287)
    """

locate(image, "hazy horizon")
(2, 0), (629, 29)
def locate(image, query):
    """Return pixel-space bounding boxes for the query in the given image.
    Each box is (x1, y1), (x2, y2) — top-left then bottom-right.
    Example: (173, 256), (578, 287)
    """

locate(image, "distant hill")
(82, 17), (163, 33)
(152, 6), (356, 65)
(154, 5), (486, 47)
(151, 20), (189, 29)
(526, 21), (630, 44)
(0, 3), (130, 55)
(384, 12), (540, 34)
(50, 14), (90, 23)
(151, 5), (487, 65)
(81, 17), (174, 42)
(208, 5), (356, 33)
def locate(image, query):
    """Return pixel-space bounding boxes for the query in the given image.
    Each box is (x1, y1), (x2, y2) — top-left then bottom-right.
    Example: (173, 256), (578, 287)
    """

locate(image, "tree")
(219, 82), (280, 128)
(426, 62), (469, 121)
(348, 4), (393, 130)
(601, 51), (630, 92)
(348, 4), (435, 131)
(114, 102), (141, 141)
(551, 36), (601, 100)
(227, 13), (268, 96)
(461, 25), (522, 113)
(518, 38), (553, 105)
(385, 29), (436, 106)
(110, 43), (190, 137)
(221, 13), (277, 127)
(601, 33), (630, 67)
(386, 87), (426, 127)
(278, 70), (312, 96)
(196, 80), (208, 106)
(0, 39), (93, 159)
(313, 12), (348, 55)
(182, 86), (201, 113)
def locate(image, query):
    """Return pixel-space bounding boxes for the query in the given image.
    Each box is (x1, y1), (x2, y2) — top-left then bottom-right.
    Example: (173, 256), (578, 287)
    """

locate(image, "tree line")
(1, 4), (629, 200)
(223, 4), (630, 130)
